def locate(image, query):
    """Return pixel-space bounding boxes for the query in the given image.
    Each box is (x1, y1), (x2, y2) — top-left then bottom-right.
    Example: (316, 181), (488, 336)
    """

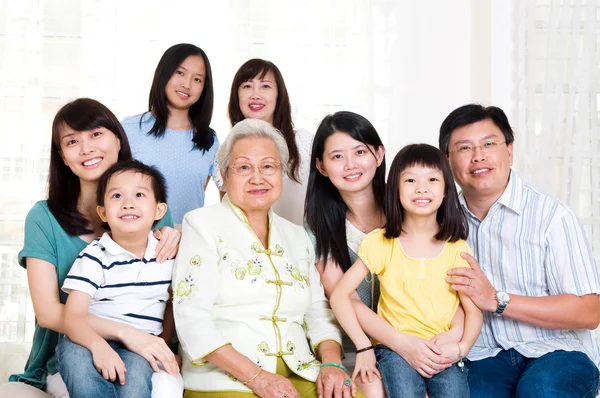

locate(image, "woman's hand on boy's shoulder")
(153, 226), (181, 263)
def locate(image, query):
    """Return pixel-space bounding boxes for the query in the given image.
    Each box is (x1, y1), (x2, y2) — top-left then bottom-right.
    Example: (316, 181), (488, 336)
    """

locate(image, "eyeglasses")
(229, 161), (282, 176)
(448, 140), (507, 156)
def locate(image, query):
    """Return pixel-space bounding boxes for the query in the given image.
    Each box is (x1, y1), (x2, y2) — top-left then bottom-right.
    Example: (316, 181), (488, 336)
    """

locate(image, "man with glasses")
(438, 104), (600, 397)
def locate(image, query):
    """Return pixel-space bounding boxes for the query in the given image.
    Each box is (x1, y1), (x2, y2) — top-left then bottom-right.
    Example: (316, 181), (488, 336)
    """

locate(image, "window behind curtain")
(516, 0), (600, 268)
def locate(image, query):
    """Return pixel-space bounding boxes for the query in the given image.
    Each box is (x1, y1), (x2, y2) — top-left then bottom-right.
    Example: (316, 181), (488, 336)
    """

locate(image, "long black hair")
(49, 98), (133, 236)
(384, 143), (468, 241)
(228, 59), (300, 182)
(147, 43), (215, 152)
(305, 111), (386, 272)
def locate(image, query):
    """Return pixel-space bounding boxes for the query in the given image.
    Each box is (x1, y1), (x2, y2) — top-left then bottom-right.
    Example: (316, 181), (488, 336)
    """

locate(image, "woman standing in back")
(122, 43), (219, 225)
(215, 58), (312, 225)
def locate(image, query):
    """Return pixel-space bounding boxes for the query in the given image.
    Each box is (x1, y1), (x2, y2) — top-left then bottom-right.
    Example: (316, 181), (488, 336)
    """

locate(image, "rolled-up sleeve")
(303, 232), (343, 352)
(172, 213), (230, 364)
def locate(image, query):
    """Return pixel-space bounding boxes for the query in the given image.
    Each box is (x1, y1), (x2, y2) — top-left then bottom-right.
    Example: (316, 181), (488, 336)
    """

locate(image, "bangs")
(59, 105), (104, 132)
(236, 60), (275, 85)
(51, 98), (125, 152)
(396, 144), (446, 174)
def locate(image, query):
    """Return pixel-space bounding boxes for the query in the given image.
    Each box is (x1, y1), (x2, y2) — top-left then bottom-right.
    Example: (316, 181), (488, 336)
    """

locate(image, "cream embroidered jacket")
(172, 196), (342, 392)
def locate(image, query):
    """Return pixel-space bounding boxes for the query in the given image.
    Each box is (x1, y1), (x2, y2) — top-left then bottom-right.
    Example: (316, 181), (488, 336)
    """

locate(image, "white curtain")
(516, 0), (600, 344)
(516, 0), (600, 265)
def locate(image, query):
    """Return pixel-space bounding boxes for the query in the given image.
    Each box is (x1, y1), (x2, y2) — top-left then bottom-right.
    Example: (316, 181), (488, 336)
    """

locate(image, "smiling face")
(447, 119), (513, 201)
(97, 171), (167, 236)
(398, 165), (445, 219)
(237, 71), (278, 125)
(316, 131), (384, 196)
(165, 55), (206, 112)
(59, 125), (121, 183)
(224, 136), (283, 215)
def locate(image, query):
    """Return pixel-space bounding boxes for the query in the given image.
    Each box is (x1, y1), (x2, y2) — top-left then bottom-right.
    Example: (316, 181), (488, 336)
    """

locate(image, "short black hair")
(384, 143), (468, 242)
(97, 160), (168, 207)
(439, 104), (514, 155)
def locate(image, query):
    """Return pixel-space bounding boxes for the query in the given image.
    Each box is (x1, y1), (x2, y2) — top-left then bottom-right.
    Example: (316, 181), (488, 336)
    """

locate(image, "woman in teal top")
(2, 98), (180, 398)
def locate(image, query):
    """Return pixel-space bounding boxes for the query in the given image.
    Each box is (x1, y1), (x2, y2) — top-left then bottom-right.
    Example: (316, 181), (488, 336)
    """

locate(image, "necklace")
(348, 210), (383, 234)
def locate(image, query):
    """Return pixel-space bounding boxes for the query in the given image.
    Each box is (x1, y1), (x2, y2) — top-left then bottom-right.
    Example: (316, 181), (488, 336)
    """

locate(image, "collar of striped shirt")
(98, 231), (159, 260)
(459, 169), (522, 218)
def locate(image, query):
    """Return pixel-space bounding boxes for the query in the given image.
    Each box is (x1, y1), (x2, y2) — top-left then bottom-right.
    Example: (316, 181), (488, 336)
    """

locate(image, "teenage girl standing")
(122, 43), (218, 224)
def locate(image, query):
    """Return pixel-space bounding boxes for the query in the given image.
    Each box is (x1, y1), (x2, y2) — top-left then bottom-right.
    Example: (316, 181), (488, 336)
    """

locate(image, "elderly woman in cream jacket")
(173, 119), (361, 398)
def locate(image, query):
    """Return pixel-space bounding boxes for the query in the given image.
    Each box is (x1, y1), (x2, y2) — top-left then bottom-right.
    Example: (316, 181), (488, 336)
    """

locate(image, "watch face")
(497, 291), (510, 303)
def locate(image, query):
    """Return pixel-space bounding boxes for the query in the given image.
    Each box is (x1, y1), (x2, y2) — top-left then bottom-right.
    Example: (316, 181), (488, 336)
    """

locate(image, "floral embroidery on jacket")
(257, 341), (270, 353)
(251, 242), (284, 256)
(286, 341), (296, 353)
(217, 235), (230, 261)
(174, 274), (195, 304)
(234, 268), (247, 280)
(247, 258), (263, 276)
(226, 259), (246, 280)
(273, 244), (284, 256)
(284, 261), (310, 290)
(189, 255), (202, 266)
(296, 358), (319, 371)
(251, 242), (261, 253)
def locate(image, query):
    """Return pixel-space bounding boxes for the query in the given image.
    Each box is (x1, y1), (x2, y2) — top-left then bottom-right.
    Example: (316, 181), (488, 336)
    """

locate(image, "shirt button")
(420, 261), (425, 267)
(418, 273), (424, 279)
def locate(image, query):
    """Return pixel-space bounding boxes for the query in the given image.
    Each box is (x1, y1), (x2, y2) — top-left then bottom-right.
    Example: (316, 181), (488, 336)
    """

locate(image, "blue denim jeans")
(466, 348), (599, 398)
(56, 336), (153, 398)
(375, 345), (469, 398)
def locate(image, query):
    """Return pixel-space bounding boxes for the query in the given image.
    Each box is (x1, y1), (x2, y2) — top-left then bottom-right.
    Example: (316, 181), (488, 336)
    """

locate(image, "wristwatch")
(494, 291), (510, 316)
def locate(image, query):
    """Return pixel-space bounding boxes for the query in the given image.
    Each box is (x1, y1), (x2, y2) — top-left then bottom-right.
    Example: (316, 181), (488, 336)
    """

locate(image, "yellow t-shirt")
(358, 228), (472, 340)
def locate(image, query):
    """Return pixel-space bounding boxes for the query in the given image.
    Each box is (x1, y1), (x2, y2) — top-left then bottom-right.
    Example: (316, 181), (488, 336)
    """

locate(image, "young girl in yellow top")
(330, 143), (483, 398)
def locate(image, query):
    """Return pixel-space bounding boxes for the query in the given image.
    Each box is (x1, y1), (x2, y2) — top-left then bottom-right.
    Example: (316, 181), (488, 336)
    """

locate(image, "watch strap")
(494, 291), (509, 316)
(495, 301), (507, 315)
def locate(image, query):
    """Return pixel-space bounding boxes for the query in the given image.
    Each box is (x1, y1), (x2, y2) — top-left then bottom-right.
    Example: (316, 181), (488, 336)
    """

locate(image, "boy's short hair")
(96, 160), (168, 207)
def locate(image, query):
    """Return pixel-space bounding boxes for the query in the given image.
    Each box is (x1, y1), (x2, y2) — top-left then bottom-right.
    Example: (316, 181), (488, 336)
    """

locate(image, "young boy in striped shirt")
(56, 160), (183, 397)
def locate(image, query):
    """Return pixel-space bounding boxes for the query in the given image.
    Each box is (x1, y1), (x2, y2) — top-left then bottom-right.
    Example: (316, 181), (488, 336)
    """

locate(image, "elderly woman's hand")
(247, 370), (300, 398)
(153, 226), (181, 263)
(317, 366), (357, 398)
